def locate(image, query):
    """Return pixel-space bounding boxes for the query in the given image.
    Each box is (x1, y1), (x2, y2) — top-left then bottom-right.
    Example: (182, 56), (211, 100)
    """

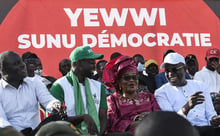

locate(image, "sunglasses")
(165, 65), (184, 73)
(122, 75), (138, 81)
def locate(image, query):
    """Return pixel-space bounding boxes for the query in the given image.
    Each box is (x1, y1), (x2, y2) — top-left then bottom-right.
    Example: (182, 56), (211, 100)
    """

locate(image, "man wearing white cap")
(155, 52), (220, 136)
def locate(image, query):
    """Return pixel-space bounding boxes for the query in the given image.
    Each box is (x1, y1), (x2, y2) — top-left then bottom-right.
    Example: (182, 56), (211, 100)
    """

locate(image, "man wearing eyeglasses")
(155, 52), (220, 136)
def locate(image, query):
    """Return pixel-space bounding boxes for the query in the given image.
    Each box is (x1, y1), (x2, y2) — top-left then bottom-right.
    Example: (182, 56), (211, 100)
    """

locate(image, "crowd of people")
(0, 46), (220, 136)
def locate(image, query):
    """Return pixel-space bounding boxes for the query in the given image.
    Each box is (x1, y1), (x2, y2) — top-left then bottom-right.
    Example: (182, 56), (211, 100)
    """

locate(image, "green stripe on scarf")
(66, 71), (100, 135)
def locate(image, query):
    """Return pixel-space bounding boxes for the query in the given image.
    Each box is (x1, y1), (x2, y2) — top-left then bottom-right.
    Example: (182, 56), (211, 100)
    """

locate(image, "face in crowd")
(133, 55), (145, 64)
(186, 59), (198, 76)
(34, 58), (43, 75)
(118, 71), (139, 95)
(23, 57), (42, 76)
(0, 51), (27, 82)
(164, 63), (186, 86)
(96, 60), (107, 78)
(59, 59), (71, 76)
(206, 57), (219, 71)
(78, 59), (96, 78)
(145, 63), (159, 77)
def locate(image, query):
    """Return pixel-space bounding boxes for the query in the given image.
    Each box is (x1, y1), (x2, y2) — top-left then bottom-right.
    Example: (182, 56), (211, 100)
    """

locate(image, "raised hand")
(182, 91), (204, 115)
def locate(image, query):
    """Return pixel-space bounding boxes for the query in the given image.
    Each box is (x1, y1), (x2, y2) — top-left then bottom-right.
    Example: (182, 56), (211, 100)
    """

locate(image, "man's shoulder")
(54, 76), (68, 84)
(87, 78), (102, 85)
(50, 76), (70, 91)
(196, 67), (209, 74)
(24, 77), (42, 85)
(194, 67), (209, 78)
(187, 79), (207, 87)
(155, 83), (171, 94)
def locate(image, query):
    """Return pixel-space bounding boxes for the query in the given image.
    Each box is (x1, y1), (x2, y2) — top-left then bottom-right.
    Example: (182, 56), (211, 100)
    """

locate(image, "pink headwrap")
(102, 55), (138, 91)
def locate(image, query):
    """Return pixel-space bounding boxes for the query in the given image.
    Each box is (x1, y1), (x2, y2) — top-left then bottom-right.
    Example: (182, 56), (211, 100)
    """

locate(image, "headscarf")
(102, 55), (138, 91)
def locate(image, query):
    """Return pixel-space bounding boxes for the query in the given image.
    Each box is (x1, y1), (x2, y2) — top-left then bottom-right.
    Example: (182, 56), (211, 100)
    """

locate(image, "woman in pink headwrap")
(102, 56), (161, 133)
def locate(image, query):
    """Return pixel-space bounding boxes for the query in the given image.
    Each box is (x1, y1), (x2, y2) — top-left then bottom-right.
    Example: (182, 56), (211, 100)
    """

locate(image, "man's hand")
(182, 91), (204, 115)
(83, 114), (99, 135)
(216, 64), (220, 74)
(212, 61), (220, 74)
(188, 91), (205, 109)
(210, 115), (220, 126)
(51, 102), (61, 113)
(213, 99), (220, 115)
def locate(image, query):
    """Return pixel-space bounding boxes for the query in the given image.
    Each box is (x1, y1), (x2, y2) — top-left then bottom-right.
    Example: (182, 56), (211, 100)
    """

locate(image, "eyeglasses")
(165, 65), (184, 73)
(23, 58), (38, 63)
(122, 75), (138, 81)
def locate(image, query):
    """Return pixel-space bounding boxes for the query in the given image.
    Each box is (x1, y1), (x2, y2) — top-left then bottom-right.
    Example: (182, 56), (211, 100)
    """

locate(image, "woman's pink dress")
(107, 91), (161, 132)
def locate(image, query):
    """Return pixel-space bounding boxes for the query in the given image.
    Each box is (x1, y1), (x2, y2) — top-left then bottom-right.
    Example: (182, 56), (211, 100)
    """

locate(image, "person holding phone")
(155, 52), (220, 136)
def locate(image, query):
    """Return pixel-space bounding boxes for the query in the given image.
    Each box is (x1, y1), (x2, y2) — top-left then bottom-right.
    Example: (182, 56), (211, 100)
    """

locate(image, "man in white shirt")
(0, 51), (60, 135)
(194, 48), (220, 93)
(155, 52), (220, 136)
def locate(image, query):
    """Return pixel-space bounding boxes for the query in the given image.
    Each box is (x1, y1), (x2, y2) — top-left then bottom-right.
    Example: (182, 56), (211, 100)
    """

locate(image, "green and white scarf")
(66, 71), (100, 135)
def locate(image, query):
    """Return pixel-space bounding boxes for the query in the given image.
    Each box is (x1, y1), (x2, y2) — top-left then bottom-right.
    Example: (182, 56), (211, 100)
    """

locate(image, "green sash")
(66, 71), (100, 134)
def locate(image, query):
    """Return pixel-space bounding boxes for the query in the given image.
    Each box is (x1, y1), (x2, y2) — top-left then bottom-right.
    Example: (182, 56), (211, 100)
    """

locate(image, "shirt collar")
(1, 78), (28, 88)
(1, 79), (9, 88)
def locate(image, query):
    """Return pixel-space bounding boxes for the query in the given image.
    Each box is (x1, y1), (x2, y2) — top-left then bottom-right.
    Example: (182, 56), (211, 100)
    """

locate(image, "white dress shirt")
(0, 77), (59, 131)
(194, 67), (220, 93)
(155, 80), (217, 126)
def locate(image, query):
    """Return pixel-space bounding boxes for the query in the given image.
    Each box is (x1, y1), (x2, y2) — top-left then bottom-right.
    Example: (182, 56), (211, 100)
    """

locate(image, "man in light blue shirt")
(155, 52), (220, 136)
(0, 51), (60, 134)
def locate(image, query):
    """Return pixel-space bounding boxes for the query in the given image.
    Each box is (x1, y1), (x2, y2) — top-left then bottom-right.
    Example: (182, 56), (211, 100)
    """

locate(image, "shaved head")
(135, 111), (199, 136)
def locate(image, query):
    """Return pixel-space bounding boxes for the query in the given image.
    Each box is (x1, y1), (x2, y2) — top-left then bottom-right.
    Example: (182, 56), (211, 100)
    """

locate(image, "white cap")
(160, 52), (185, 69)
